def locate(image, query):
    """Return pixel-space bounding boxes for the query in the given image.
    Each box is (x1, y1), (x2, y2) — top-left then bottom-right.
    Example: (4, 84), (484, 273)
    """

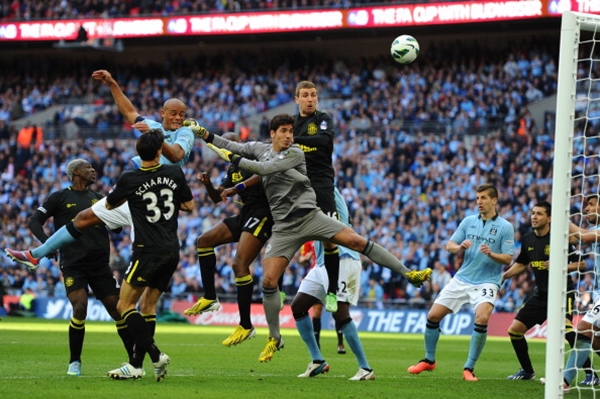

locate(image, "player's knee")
(71, 303), (87, 319)
(74, 208), (100, 229)
(334, 317), (352, 331)
(196, 234), (210, 248)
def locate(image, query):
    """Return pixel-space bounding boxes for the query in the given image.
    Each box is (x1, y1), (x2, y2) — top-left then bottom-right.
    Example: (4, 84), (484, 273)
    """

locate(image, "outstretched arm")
(569, 221), (600, 244)
(197, 172), (223, 204)
(92, 70), (140, 124)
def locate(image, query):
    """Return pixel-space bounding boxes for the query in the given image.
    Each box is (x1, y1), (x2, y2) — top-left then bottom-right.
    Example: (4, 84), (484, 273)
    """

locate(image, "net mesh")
(563, 17), (600, 396)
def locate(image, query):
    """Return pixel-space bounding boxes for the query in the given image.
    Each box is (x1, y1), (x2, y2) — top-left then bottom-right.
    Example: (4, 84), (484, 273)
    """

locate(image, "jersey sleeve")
(28, 191), (62, 243)
(173, 128), (194, 158)
(106, 172), (131, 207)
(176, 168), (194, 203)
(449, 217), (468, 244)
(514, 246), (529, 265)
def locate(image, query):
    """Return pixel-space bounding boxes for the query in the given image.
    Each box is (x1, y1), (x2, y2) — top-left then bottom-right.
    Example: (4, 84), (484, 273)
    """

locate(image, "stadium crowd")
(1, 0), (470, 21)
(2, 36), (598, 315)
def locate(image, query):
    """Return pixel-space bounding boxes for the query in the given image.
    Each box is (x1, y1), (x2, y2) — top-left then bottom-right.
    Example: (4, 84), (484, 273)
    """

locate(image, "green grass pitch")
(0, 317), (595, 398)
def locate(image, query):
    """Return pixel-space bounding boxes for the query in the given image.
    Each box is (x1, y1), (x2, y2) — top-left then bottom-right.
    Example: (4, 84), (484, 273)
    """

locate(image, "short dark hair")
(270, 114), (295, 133)
(476, 183), (498, 199)
(295, 80), (317, 97)
(534, 200), (551, 216)
(136, 129), (164, 161)
(586, 194), (600, 205)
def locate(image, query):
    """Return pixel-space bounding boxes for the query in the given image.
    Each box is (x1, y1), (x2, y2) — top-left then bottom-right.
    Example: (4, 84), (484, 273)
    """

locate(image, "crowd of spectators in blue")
(1, 30), (599, 315)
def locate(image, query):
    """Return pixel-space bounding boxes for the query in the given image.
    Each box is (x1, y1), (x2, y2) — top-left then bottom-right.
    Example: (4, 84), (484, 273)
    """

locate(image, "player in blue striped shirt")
(408, 183), (514, 381)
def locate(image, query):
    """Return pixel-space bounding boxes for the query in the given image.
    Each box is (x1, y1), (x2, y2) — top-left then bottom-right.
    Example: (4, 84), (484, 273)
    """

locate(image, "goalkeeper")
(185, 114), (432, 364)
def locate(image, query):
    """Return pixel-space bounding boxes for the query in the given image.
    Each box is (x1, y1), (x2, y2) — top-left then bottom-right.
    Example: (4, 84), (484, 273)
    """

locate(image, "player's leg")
(327, 224), (431, 286)
(222, 227), (266, 347)
(109, 253), (173, 380)
(408, 280), (459, 375)
(292, 276), (329, 378)
(312, 303), (323, 348)
(92, 269), (135, 364)
(5, 208), (104, 270)
(507, 318), (535, 379)
(564, 319), (595, 386)
(66, 287), (88, 376)
(334, 302), (375, 380)
(184, 221), (233, 315)
(463, 288), (496, 381)
(563, 295), (600, 387)
(563, 291), (600, 385)
(337, 329), (345, 354)
(258, 256), (288, 362)
(101, 293), (135, 364)
(315, 187), (340, 311)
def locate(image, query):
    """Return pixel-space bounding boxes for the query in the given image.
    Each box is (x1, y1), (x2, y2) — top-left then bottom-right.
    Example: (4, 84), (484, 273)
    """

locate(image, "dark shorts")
(124, 251), (179, 292)
(223, 205), (273, 244)
(515, 291), (575, 329)
(62, 263), (119, 299)
(313, 186), (338, 221)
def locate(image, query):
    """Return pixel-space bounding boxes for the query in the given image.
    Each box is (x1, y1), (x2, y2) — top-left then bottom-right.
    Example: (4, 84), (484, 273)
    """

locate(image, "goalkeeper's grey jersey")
(211, 135), (316, 222)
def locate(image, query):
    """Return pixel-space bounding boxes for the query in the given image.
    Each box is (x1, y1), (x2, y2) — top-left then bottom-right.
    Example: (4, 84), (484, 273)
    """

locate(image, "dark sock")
(236, 275), (254, 329)
(123, 309), (159, 365)
(68, 317), (85, 363)
(509, 330), (533, 374)
(116, 319), (135, 363)
(324, 248), (340, 295)
(198, 247), (217, 299)
(143, 313), (156, 337)
(313, 317), (321, 348)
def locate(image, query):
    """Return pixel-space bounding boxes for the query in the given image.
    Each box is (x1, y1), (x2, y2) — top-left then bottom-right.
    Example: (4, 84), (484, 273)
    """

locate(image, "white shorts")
(582, 296), (600, 325)
(91, 197), (134, 239)
(434, 278), (499, 313)
(298, 257), (361, 306)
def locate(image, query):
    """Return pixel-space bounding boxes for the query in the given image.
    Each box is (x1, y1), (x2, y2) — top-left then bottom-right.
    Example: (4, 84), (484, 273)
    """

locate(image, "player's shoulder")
(286, 145), (305, 155)
(315, 109), (333, 119)
(494, 215), (514, 228)
(142, 118), (161, 128)
(174, 125), (194, 137)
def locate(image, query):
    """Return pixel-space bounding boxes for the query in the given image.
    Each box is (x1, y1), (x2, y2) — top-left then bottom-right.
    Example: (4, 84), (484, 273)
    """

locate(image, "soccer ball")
(390, 35), (419, 64)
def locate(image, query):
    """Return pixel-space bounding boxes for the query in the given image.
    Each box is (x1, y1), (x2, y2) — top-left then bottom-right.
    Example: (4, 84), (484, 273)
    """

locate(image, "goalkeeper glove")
(207, 143), (234, 162)
(183, 118), (208, 139)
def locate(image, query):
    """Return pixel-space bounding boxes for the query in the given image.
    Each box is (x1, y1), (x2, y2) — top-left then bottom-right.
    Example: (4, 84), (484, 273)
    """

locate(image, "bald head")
(163, 98), (185, 110)
(161, 98), (186, 131)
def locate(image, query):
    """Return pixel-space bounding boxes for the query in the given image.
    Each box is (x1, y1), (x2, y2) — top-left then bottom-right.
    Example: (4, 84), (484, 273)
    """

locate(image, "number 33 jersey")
(106, 164), (193, 252)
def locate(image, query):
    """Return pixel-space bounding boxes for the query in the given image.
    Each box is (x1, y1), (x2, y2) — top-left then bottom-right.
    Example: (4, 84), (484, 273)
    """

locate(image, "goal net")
(548, 11), (600, 398)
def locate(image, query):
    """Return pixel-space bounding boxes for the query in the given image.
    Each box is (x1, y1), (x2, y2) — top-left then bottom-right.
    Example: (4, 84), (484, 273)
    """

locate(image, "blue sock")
(296, 315), (324, 361)
(425, 320), (440, 361)
(464, 324), (487, 370)
(342, 320), (371, 370)
(564, 338), (592, 384)
(31, 225), (76, 259)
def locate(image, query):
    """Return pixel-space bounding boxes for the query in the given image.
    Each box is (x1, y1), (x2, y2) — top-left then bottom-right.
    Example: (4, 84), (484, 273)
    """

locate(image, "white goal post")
(548, 10), (600, 399)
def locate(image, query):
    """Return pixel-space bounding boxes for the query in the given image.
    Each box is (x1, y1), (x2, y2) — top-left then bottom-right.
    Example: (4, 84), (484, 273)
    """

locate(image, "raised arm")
(91, 70), (140, 124)
(197, 172), (223, 204)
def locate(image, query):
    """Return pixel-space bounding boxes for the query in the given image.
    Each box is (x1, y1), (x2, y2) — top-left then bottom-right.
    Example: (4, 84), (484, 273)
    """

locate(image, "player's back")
(107, 164), (193, 252)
